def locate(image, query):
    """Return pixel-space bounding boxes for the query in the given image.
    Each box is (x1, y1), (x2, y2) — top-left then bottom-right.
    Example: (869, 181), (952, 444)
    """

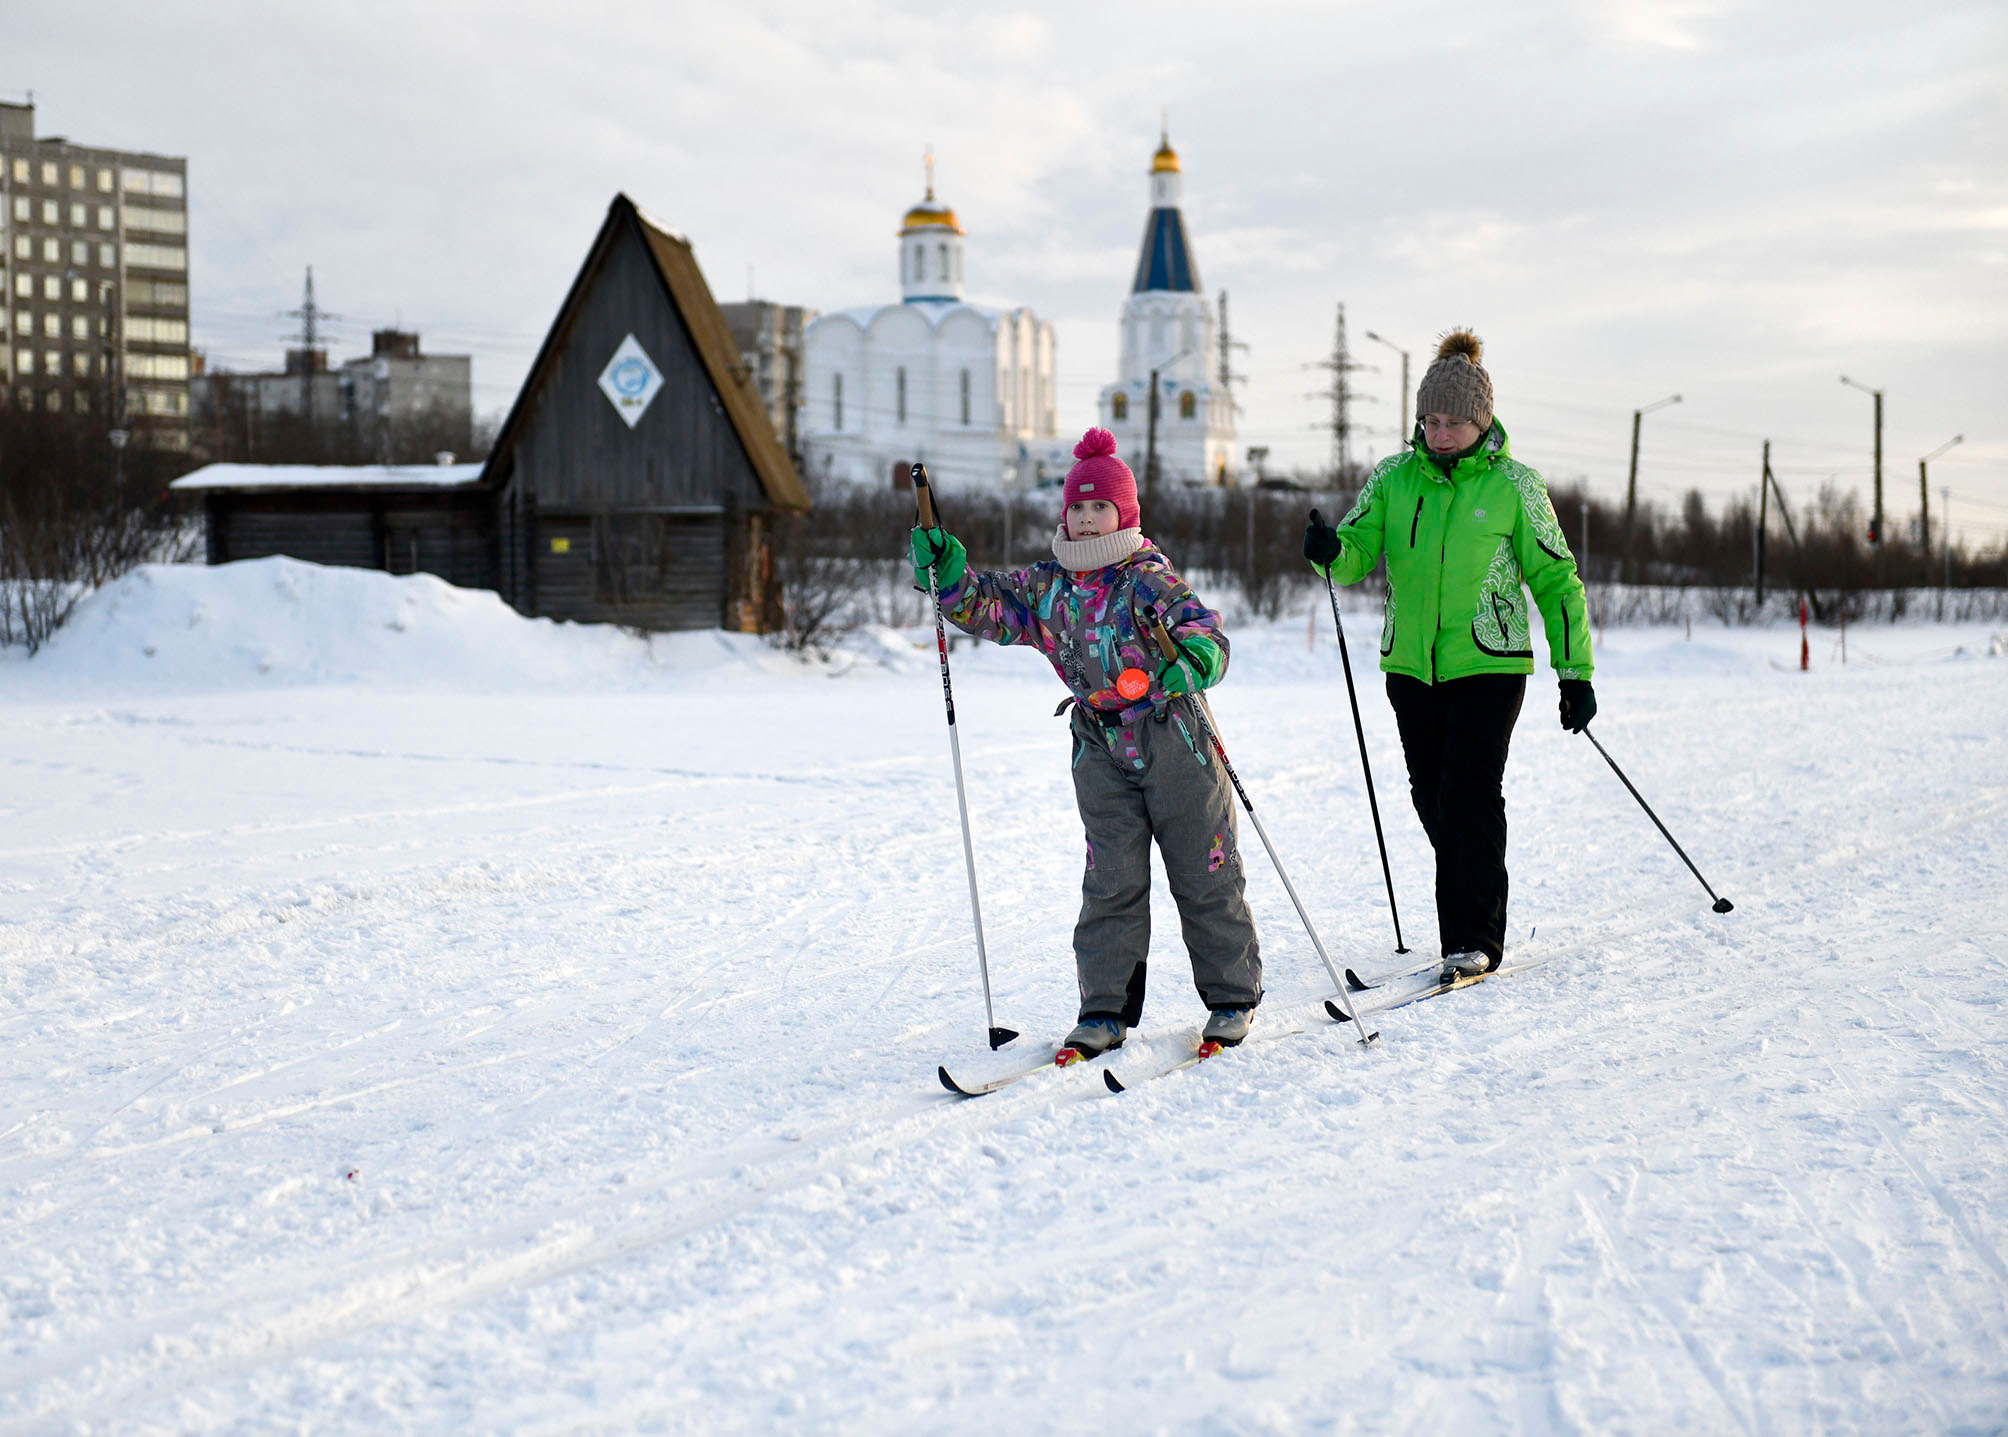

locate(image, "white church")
(1099, 130), (1238, 487)
(799, 162), (1059, 494)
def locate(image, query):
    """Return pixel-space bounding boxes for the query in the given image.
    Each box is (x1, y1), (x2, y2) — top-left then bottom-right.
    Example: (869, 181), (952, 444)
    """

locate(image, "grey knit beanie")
(1415, 330), (1493, 430)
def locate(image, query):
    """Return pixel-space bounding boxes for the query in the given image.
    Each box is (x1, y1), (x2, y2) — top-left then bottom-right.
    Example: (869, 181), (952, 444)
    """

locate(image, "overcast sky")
(12, 0), (2006, 543)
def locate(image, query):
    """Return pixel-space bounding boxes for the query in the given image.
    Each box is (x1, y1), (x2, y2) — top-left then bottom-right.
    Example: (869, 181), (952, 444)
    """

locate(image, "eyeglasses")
(1421, 416), (1481, 433)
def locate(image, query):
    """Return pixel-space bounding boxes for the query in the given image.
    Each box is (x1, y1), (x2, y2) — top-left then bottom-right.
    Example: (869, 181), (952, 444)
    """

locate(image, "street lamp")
(1362, 331), (1410, 444)
(1621, 393), (1682, 584)
(1143, 345), (1195, 498)
(1919, 434), (1962, 592)
(1839, 375), (1885, 584)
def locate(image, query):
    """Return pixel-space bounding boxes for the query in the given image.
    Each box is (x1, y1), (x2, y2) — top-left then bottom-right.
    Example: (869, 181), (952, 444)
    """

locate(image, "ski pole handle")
(1148, 617), (1182, 665)
(912, 463), (937, 529)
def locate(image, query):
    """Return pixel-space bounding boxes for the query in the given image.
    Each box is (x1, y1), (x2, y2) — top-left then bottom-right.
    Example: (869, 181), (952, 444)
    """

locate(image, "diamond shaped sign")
(598, 334), (663, 429)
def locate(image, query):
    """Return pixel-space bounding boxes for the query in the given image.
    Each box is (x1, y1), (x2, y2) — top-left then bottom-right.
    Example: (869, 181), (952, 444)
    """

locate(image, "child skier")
(909, 427), (1262, 1056)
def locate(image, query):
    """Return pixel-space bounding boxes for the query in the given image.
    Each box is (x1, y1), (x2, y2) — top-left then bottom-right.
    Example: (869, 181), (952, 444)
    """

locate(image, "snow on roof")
(170, 462), (487, 492)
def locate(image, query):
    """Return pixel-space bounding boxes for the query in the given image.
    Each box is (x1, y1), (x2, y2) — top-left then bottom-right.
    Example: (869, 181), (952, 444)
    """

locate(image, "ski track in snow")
(2, 568), (2006, 1432)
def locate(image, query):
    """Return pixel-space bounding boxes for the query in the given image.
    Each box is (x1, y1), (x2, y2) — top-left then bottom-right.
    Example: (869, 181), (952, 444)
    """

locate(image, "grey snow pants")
(1069, 699), (1262, 1023)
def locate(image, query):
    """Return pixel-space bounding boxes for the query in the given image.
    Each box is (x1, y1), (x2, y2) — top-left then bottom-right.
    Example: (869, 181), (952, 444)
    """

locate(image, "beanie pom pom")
(1435, 329), (1482, 364)
(1074, 426), (1118, 460)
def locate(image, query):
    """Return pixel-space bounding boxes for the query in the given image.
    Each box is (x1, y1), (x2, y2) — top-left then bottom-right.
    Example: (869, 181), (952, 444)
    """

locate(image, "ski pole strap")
(913, 463), (938, 528)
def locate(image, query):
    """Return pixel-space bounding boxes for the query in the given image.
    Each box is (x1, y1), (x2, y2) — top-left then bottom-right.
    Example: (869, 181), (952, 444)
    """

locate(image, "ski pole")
(1581, 725), (1734, 914)
(1149, 620), (1378, 1046)
(1310, 508), (1409, 954)
(913, 464), (1018, 1050)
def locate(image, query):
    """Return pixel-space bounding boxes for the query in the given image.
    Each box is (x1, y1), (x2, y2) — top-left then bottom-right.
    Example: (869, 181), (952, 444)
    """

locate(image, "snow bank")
(3, 558), (817, 695)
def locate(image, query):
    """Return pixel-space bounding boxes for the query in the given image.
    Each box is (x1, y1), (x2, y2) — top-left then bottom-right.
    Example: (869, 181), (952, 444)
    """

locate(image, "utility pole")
(1306, 304), (1371, 487)
(282, 266), (340, 430)
(1942, 485), (1952, 609)
(1144, 345), (1195, 499)
(1621, 393), (1682, 584)
(1363, 330), (1411, 444)
(1918, 435), (1962, 588)
(1839, 376), (1885, 587)
(1216, 289), (1248, 413)
(1755, 440), (1770, 604)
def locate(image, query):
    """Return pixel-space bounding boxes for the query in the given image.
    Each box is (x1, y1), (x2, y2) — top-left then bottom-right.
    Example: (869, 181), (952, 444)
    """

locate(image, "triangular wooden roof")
(481, 193), (809, 511)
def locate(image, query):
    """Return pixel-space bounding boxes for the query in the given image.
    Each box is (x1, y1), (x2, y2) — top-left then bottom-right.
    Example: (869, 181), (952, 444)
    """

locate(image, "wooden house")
(175, 195), (809, 632)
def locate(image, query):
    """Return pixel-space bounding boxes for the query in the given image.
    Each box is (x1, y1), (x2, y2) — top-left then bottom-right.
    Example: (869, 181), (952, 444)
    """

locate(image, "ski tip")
(1344, 968), (1370, 993)
(1712, 898), (1735, 914)
(1324, 998), (1353, 1023)
(989, 1026), (1021, 1050)
(1103, 1069), (1125, 1093)
(937, 1066), (966, 1095)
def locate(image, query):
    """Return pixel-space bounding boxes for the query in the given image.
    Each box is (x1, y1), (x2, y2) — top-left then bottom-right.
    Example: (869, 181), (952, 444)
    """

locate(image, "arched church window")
(833, 374), (843, 430)
(938, 243), (948, 282)
(897, 367), (908, 425)
(1111, 392), (1128, 422)
(960, 369), (971, 425)
(1179, 391), (1196, 420)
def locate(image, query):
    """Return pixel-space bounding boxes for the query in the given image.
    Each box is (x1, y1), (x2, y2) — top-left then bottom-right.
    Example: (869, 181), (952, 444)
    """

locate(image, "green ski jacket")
(1313, 421), (1594, 684)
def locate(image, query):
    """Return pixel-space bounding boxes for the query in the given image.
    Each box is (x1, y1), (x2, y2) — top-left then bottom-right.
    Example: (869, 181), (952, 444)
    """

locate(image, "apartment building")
(0, 99), (191, 450)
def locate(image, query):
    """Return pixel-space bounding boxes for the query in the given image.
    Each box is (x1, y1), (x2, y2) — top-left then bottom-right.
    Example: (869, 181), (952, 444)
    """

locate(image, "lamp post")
(1918, 435), (1962, 588)
(1621, 393), (1682, 584)
(1143, 346), (1195, 500)
(1839, 375), (1885, 587)
(1362, 330), (1410, 445)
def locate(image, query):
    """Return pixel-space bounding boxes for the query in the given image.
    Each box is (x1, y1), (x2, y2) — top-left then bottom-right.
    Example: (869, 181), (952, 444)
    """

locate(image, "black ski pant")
(1385, 672), (1526, 966)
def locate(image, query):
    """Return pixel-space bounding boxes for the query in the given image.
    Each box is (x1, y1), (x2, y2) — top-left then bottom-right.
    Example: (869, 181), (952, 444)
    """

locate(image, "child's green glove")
(909, 526), (966, 589)
(1158, 633), (1223, 695)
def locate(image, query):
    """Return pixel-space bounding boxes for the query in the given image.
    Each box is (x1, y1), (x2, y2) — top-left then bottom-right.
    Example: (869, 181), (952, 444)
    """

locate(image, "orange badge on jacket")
(1115, 666), (1150, 702)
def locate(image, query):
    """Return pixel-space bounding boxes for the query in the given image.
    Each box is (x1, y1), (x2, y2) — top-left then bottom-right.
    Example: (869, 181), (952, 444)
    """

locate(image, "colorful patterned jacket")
(936, 542), (1229, 740)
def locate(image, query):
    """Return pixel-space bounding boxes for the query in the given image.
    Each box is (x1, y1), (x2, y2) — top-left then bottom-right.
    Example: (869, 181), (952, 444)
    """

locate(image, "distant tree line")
(769, 472), (2008, 652)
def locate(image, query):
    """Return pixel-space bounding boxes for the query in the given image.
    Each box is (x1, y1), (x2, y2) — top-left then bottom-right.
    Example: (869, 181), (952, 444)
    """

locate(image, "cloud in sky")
(10, 0), (2005, 540)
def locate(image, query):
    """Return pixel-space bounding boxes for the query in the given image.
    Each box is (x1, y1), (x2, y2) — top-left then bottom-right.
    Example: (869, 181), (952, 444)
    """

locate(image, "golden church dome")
(1151, 133), (1181, 174)
(900, 190), (965, 234)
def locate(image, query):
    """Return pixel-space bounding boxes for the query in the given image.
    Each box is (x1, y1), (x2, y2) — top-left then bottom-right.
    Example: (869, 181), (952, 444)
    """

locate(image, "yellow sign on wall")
(550, 537), (571, 554)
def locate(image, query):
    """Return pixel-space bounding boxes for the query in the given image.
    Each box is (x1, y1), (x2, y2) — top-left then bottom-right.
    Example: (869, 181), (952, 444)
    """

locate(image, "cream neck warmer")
(1051, 525), (1145, 572)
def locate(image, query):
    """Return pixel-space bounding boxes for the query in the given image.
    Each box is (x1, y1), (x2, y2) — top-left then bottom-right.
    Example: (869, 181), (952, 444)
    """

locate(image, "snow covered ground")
(3, 557), (2005, 1433)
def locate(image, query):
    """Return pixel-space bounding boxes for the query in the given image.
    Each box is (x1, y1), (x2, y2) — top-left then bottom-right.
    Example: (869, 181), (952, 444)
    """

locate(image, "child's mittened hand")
(1159, 658), (1200, 695)
(909, 527), (966, 588)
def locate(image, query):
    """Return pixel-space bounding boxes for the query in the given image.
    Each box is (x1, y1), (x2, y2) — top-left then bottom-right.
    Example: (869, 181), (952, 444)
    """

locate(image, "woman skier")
(1303, 331), (1596, 981)
(910, 427), (1261, 1057)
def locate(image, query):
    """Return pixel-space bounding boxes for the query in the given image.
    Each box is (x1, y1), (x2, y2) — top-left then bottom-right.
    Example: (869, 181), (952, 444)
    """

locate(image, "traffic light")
(1867, 518), (1881, 544)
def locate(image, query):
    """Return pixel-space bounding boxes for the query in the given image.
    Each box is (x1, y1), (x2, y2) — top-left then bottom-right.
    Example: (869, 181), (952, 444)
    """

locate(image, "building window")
(123, 242), (187, 271)
(123, 205), (186, 236)
(46, 389), (63, 412)
(125, 315), (188, 344)
(97, 205), (113, 230)
(41, 276), (58, 299)
(15, 349), (31, 374)
(41, 199), (57, 224)
(1179, 390), (1196, 420)
(896, 366), (906, 424)
(9, 197), (24, 222)
(71, 315), (91, 341)
(74, 387), (89, 412)
(11, 235), (26, 260)
(42, 237), (58, 262)
(72, 240), (88, 265)
(69, 165), (84, 189)
(42, 313), (59, 338)
(1111, 392), (1128, 422)
(43, 350), (59, 376)
(937, 243), (948, 282)
(833, 373), (843, 430)
(959, 368), (970, 425)
(10, 158), (27, 183)
(70, 203), (86, 227)
(41, 161), (57, 186)
(70, 277), (87, 301)
(97, 168), (112, 192)
(11, 311), (26, 334)
(72, 351), (90, 376)
(98, 242), (115, 267)
(12, 273), (29, 298)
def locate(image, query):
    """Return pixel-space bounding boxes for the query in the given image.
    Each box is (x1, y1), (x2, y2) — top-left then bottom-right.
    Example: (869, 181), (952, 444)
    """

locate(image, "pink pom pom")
(1074, 427), (1118, 460)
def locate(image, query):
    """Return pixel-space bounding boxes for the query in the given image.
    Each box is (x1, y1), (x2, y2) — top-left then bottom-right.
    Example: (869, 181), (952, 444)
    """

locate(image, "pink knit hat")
(1062, 427), (1141, 530)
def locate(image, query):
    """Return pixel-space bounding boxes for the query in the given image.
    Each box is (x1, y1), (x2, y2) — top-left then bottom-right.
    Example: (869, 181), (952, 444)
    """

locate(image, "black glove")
(1558, 679), (1597, 733)
(1303, 512), (1342, 568)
